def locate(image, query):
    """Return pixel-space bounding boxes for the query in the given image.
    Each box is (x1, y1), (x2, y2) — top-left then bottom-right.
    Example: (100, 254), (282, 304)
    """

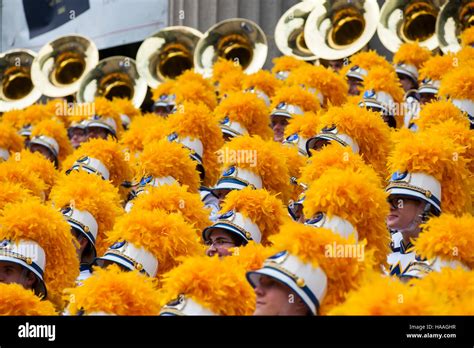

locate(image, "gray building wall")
(168, 0), (393, 70)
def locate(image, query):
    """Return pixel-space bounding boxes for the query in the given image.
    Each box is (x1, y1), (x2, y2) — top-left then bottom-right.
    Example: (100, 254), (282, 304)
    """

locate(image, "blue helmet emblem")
(286, 133), (299, 143)
(220, 116), (230, 125)
(363, 89), (376, 99)
(219, 210), (235, 220)
(391, 171), (408, 181)
(222, 166), (236, 177)
(305, 212), (324, 225)
(167, 132), (178, 142)
(109, 240), (126, 250)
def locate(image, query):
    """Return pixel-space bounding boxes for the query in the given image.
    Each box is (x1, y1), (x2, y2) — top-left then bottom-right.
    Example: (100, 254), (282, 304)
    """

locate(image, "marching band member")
(202, 187), (287, 257)
(49, 170), (123, 284)
(213, 134), (292, 205)
(340, 50), (393, 96)
(214, 91), (272, 141)
(385, 129), (471, 278)
(96, 208), (203, 279)
(65, 264), (161, 315)
(0, 201), (79, 310)
(269, 85), (320, 142)
(29, 119), (73, 168)
(247, 221), (371, 315)
(159, 255), (254, 316)
(439, 65), (474, 129)
(392, 42), (432, 93)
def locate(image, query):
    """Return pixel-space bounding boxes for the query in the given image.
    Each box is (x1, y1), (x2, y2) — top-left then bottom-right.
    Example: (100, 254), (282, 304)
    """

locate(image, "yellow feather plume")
(176, 70), (214, 92)
(219, 135), (292, 203)
(457, 46), (474, 66)
(242, 70), (283, 98)
(111, 97), (141, 119)
(340, 50), (393, 77)
(175, 80), (217, 110)
(317, 104), (392, 177)
(211, 58), (243, 84)
(303, 167), (390, 267)
(270, 221), (372, 314)
(220, 187), (289, 245)
(0, 283), (57, 315)
(229, 241), (274, 272)
(0, 201), (79, 310)
(138, 138), (201, 193)
(0, 122), (23, 153)
(424, 119), (474, 175)
(159, 255), (255, 315)
(415, 100), (468, 130)
(49, 171), (123, 257)
(30, 119), (73, 162)
(408, 268), (474, 315)
(0, 181), (39, 211)
(270, 85), (321, 114)
(439, 65), (474, 100)
(105, 209), (204, 277)
(151, 79), (176, 101)
(388, 129), (472, 215)
(121, 113), (168, 154)
(0, 161), (47, 199)
(214, 92), (272, 139)
(329, 271), (445, 315)
(3, 104), (56, 130)
(414, 213), (474, 268)
(393, 42), (432, 69)
(300, 142), (381, 186)
(284, 111), (321, 140)
(63, 138), (132, 188)
(271, 56), (308, 74)
(167, 101), (224, 184)
(363, 66), (404, 104)
(218, 70), (245, 96)
(461, 26), (474, 47)
(287, 65), (348, 107)
(65, 264), (161, 315)
(131, 183), (211, 231)
(418, 53), (456, 82)
(7, 150), (58, 196)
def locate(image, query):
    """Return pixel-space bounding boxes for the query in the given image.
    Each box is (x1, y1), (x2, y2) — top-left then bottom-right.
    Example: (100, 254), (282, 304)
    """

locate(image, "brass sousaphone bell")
(136, 26), (203, 88)
(0, 49), (42, 112)
(436, 0), (474, 53)
(76, 56), (147, 108)
(377, 0), (447, 53)
(31, 35), (99, 97)
(194, 18), (268, 77)
(303, 0), (380, 60)
(275, 0), (320, 61)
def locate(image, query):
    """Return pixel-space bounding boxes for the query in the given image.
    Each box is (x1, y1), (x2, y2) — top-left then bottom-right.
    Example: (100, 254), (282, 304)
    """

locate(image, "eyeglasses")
(204, 238), (236, 248)
(387, 196), (418, 209)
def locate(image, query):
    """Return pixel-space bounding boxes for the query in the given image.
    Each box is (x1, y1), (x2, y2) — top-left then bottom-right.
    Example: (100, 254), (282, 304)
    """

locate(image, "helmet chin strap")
(398, 202), (432, 234)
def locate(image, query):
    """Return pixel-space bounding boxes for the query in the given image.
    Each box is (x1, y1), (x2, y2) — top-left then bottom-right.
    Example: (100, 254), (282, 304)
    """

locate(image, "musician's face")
(87, 127), (109, 140)
(386, 195), (424, 230)
(0, 261), (36, 290)
(68, 128), (87, 149)
(419, 93), (437, 105)
(271, 115), (289, 143)
(29, 144), (56, 163)
(397, 74), (416, 92)
(348, 77), (363, 96)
